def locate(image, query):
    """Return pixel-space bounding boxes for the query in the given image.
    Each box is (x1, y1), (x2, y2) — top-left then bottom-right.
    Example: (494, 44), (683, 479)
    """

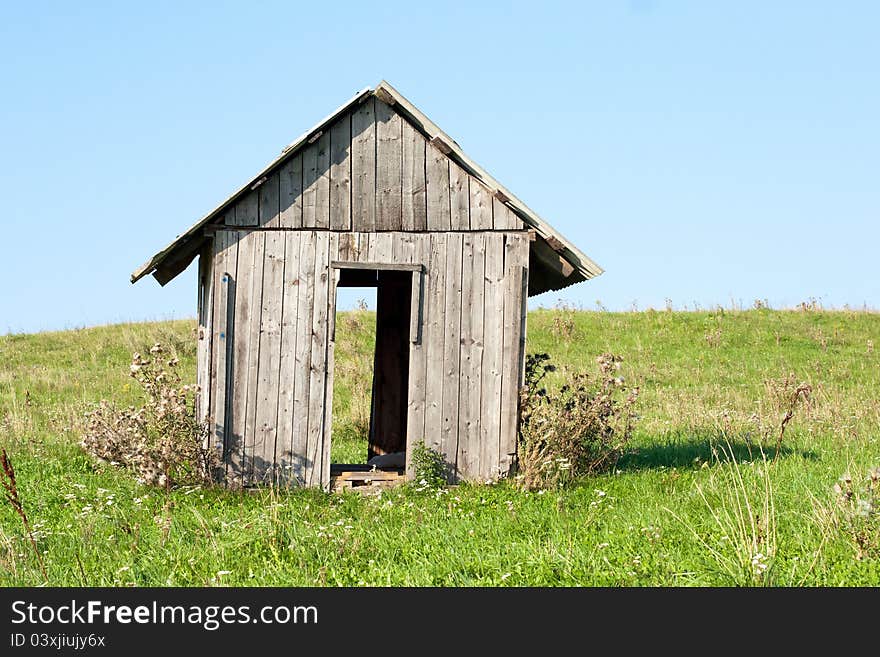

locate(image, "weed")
(550, 300), (578, 340)
(746, 373), (813, 459)
(773, 383), (812, 461)
(517, 353), (639, 491)
(410, 441), (446, 489)
(757, 374), (812, 460)
(80, 344), (215, 488)
(813, 467), (880, 561)
(705, 328), (722, 348)
(797, 297), (822, 312)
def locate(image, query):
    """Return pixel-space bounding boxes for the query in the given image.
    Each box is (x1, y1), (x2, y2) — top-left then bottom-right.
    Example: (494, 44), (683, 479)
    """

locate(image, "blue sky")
(1, 1), (877, 334)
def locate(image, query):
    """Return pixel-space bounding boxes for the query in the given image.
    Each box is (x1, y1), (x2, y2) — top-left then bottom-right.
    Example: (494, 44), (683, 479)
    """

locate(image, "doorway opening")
(330, 265), (416, 490)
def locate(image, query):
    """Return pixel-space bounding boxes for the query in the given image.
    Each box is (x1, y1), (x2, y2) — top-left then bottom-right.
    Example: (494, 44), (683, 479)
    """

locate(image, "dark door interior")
(336, 267), (412, 461)
(369, 270), (411, 459)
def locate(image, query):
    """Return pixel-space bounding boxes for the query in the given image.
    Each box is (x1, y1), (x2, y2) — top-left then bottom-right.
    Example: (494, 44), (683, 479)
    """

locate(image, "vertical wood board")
(376, 101), (402, 230)
(279, 154), (303, 228)
(479, 233), (505, 481)
(401, 121), (427, 231)
(242, 231), (266, 484)
(329, 115), (352, 231)
(499, 233), (529, 475)
(457, 233), (485, 479)
(306, 233), (331, 487)
(469, 180), (493, 230)
(422, 234), (447, 454)
(351, 98), (376, 231)
(440, 233), (463, 475)
(292, 231), (317, 485)
(276, 231), (301, 485)
(449, 159), (470, 230)
(426, 144), (451, 230)
(252, 230), (285, 483)
(259, 172), (280, 228)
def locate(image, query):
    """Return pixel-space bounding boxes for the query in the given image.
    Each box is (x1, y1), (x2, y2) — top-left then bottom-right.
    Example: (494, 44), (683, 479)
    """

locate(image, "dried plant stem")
(775, 384), (812, 462)
(1, 448), (47, 582)
(75, 552), (87, 585)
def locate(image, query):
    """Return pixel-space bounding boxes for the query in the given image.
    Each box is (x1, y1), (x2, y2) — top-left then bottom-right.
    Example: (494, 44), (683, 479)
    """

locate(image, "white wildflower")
(751, 552), (768, 575)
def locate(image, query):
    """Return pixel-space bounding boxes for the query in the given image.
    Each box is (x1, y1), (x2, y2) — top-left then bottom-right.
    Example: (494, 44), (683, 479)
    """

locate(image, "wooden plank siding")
(351, 97), (376, 232)
(457, 233), (485, 477)
(479, 233), (505, 480)
(329, 115), (352, 231)
(209, 227), (236, 475)
(425, 144), (451, 231)
(292, 230), (317, 485)
(231, 189), (258, 227)
(259, 172), (280, 228)
(440, 233), (464, 476)
(208, 228), (528, 486)
(306, 233), (331, 487)
(498, 233), (530, 477)
(449, 161), (469, 230)
(302, 134), (330, 229)
(223, 102), (521, 234)
(279, 154), (303, 228)
(401, 121), (427, 230)
(196, 240), (214, 425)
(421, 234), (447, 457)
(275, 231), (301, 485)
(252, 230), (285, 483)
(375, 99), (402, 231)
(320, 234), (340, 489)
(403, 233), (429, 478)
(226, 228), (256, 485)
(493, 195), (520, 230)
(470, 180), (494, 230)
(241, 231), (266, 484)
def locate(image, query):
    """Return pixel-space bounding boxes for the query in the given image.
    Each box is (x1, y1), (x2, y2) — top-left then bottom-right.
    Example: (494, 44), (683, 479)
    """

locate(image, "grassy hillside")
(1, 308), (878, 586)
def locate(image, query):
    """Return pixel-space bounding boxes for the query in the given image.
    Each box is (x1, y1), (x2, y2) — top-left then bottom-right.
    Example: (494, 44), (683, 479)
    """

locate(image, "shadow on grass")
(618, 433), (819, 472)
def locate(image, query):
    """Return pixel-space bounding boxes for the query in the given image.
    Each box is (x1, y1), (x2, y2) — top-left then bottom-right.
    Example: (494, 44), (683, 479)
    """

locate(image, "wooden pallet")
(329, 464), (406, 494)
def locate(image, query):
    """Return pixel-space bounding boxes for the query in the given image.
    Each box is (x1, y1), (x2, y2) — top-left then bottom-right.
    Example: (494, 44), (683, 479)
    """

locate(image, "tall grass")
(666, 443), (777, 586)
(0, 309), (879, 585)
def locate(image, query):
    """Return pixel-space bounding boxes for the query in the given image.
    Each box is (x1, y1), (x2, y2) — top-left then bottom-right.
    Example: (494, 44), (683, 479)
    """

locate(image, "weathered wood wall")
(194, 96), (531, 488)
(201, 229), (529, 487)
(222, 97), (523, 234)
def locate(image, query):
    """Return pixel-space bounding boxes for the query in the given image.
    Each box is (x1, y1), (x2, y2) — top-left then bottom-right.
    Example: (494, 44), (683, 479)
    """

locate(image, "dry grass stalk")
(775, 383), (812, 461)
(81, 344), (216, 487)
(1, 448), (47, 582)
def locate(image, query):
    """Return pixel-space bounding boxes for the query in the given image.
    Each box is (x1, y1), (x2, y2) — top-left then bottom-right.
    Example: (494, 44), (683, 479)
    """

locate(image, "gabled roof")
(131, 81), (603, 291)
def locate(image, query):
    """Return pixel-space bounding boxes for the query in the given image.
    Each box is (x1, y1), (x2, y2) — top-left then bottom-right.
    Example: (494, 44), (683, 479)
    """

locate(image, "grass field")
(1, 307), (878, 586)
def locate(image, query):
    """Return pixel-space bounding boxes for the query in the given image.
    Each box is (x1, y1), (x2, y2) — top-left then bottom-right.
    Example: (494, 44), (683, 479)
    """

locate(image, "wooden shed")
(131, 81), (602, 488)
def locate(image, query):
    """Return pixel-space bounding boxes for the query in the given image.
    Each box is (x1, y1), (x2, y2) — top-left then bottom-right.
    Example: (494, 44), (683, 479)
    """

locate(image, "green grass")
(1, 308), (878, 586)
